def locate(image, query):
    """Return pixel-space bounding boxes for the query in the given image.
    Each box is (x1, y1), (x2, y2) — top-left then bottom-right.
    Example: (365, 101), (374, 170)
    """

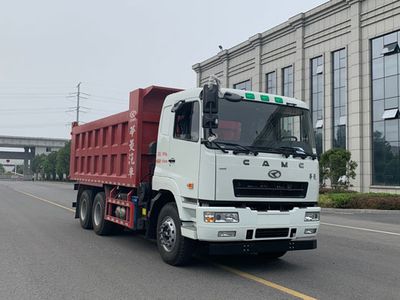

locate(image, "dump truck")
(70, 81), (320, 266)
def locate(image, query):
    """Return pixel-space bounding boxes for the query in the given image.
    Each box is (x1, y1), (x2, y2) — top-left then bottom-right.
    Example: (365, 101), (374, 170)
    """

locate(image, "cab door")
(168, 100), (201, 199)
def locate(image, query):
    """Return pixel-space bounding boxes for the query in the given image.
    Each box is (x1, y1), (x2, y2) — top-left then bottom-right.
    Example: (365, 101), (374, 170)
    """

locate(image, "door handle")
(168, 158), (176, 163)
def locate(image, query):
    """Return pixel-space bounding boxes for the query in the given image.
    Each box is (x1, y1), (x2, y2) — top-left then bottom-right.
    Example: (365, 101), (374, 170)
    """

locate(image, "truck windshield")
(207, 99), (316, 155)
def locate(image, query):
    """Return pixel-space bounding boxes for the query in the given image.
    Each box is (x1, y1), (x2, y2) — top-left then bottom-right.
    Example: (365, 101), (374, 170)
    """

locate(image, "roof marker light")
(245, 92), (255, 100)
(260, 95), (269, 102)
(275, 97), (284, 104)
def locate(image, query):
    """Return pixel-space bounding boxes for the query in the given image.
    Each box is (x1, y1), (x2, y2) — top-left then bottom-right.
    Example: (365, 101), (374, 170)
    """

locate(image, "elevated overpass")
(0, 135), (69, 179)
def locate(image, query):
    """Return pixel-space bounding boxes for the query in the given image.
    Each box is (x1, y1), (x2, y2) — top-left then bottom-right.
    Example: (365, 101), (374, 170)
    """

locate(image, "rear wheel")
(79, 190), (94, 229)
(92, 192), (116, 235)
(157, 203), (194, 266)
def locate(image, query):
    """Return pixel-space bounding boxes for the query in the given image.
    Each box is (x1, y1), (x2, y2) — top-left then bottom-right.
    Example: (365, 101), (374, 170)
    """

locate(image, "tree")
(30, 141), (71, 181)
(14, 165), (24, 174)
(320, 148), (357, 190)
(56, 141), (71, 180)
(32, 154), (46, 179)
(43, 151), (57, 180)
(0, 163), (5, 175)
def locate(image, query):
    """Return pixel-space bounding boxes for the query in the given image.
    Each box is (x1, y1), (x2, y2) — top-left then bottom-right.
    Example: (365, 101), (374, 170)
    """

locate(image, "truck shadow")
(204, 254), (303, 272)
(107, 229), (303, 272)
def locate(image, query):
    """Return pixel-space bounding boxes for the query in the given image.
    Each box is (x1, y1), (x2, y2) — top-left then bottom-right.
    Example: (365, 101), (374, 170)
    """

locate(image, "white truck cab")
(152, 82), (320, 265)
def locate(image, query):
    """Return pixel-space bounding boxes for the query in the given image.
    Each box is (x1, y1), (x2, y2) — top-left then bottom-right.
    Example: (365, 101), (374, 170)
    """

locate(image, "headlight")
(304, 211), (320, 222)
(204, 212), (239, 223)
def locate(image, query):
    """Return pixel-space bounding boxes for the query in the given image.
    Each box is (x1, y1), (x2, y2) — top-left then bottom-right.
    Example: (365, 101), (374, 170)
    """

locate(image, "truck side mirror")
(202, 84), (219, 114)
(202, 114), (218, 129)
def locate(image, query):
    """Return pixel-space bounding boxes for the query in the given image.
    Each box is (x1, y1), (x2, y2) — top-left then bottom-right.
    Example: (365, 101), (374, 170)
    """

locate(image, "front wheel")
(157, 203), (194, 266)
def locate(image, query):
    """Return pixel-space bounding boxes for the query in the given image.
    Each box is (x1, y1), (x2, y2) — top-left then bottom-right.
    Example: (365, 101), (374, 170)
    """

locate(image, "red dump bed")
(69, 86), (180, 188)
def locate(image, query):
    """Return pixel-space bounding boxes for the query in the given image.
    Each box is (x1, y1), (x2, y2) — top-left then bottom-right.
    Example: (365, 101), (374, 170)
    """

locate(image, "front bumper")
(194, 206), (320, 242)
(207, 239), (317, 255)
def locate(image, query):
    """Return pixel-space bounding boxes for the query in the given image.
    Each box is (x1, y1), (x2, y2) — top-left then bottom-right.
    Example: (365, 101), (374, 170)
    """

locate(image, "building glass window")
(282, 66), (294, 97)
(332, 49), (347, 149)
(266, 71), (276, 94)
(371, 31), (400, 186)
(311, 56), (324, 155)
(234, 80), (251, 91)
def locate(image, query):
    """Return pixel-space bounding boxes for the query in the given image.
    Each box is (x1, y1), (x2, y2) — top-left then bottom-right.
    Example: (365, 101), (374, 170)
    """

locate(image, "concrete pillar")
(30, 147), (35, 179)
(347, 0), (363, 191)
(193, 63), (202, 87)
(217, 50), (229, 88)
(249, 33), (262, 92)
(324, 52), (333, 151)
(290, 13), (305, 101)
(24, 147), (30, 178)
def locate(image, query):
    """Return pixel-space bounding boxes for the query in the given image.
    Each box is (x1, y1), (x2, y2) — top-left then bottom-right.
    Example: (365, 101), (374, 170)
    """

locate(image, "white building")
(193, 0), (400, 192)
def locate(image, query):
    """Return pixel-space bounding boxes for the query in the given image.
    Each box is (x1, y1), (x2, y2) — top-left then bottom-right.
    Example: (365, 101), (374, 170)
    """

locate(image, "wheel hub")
(159, 217), (176, 252)
(80, 198), (87, 221)
(93, 201), (102, 226)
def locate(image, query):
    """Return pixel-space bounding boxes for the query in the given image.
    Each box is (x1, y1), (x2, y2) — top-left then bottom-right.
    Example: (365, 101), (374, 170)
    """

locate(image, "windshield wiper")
(216, 142), (259, 156)
(277, 146), (317, 160)
(247, 146), (317, 159)
(205, 140), (229, 153)
(247, 146), (283, 155)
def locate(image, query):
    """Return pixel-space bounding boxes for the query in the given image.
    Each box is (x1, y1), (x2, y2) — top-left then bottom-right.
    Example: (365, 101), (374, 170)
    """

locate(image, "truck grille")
(233, 180), (308, 198)
(255, 228), (289, 238)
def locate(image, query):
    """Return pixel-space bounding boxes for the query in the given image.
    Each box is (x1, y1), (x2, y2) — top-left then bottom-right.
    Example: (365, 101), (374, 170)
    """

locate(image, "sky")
(0, 0), (326, 139)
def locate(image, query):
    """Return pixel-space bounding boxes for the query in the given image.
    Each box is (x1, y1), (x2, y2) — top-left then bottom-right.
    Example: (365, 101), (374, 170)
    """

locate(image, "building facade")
(193, 0), (400, 192)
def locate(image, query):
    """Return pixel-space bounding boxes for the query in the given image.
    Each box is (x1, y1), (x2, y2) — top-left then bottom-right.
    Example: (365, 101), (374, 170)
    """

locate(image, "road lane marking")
(321, 222), (400, 236)
(15, 190), (75, 213)
(15, 188), (317, 299)
(214, 263), (317, 300)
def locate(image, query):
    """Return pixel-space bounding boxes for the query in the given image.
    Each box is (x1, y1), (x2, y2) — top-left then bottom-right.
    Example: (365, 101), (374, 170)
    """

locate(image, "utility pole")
(76, 82), (81, 124)
(67, 82), (88, 125)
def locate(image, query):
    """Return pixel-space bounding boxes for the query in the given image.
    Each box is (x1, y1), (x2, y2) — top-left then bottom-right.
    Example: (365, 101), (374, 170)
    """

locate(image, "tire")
(79, 190), (94, 229)
(259, 251), (287, 259)
(92, 192), (115, 235)
(157, 203), (194, 266)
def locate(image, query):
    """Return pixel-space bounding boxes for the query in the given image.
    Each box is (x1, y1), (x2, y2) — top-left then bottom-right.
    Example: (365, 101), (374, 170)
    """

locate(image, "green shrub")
(319, 192), (400, 209)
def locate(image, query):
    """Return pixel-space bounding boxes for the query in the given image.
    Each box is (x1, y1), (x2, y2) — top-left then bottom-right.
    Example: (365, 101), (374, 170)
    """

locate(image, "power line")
(1, 105), (69, 109)
(0, 122), (67, 129)
(0, 110), (69, 114)
(0, 93), (67, 96)
(89, 94), (127, 102)
(81, 81), (128, 95)
(84, 98), (126, 105)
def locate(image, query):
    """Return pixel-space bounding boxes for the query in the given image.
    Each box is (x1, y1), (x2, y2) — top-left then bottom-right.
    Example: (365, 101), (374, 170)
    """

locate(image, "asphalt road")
(0, 181), (399, 300)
